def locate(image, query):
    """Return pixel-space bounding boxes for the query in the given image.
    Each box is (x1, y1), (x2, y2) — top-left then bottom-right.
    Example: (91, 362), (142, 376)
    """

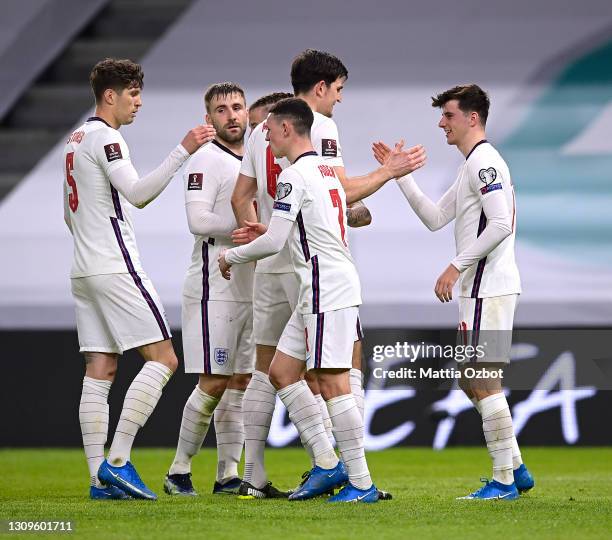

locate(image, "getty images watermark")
(371, 341), (505, 380)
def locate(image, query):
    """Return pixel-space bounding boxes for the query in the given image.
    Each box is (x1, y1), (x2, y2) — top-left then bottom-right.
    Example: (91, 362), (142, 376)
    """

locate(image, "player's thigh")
(71, 277), (121, 355)
(271, 309), (307, 388)
(253, 273), (294, 347)
(352, 314), (364, 370)
(182, 296), (243, 376)
(304, 307), (358, 372)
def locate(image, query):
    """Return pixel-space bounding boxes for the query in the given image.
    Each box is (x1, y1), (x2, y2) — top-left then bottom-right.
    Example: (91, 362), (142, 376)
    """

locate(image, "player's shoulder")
(466, 141), (507, 175)
(311, 111), (338, 133)
(188, 140), (238, 169)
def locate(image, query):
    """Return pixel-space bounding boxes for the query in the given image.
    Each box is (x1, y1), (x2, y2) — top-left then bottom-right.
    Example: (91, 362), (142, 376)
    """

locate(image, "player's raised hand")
(231, 220), (268, 245)
(386, 143), (426, 178)
(434, 263), (460, 303)
(218, 249), (231, 280)
(372, 141), (392, 166)
(181, 124), (217, 154)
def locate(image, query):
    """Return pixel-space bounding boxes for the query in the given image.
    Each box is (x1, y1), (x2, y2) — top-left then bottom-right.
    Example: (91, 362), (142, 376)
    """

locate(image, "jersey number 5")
(329, 189), (347, 246)
(266, 145), (282, 199)
(65, 152), (78, 212)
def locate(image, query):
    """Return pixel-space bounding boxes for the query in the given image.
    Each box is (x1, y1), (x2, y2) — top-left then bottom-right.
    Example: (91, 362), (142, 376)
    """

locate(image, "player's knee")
(230, 372), (252, 390)
(198, 375), (228, 398)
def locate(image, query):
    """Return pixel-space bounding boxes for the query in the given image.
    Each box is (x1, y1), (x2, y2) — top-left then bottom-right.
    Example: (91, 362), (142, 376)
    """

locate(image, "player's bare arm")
(231, 173), (258, 226)
(334, 143), (426, 205)
(346, 200), (371, 227)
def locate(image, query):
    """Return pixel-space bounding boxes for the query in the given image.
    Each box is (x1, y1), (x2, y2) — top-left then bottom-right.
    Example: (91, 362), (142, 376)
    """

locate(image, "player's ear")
(314, 80), (326, 98)
(205, 113), (212, 125)
(103, 88), (115, 106)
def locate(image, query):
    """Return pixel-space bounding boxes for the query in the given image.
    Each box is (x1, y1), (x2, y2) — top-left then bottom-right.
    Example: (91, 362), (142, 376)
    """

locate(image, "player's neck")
(287, 140), (315, 164)
(295, 93), (320, 115)
(457, 130), (486, 158)
(93, 107), (120, 129)
(215, 136), (243, 156)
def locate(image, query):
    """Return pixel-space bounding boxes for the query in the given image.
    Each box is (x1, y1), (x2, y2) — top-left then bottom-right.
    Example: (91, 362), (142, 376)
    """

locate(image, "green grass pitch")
(1, 448), (611, 539)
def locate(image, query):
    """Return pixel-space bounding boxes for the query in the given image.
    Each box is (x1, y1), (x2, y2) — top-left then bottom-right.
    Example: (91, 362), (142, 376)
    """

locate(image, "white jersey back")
(63, 117), (142, 278)
(455, 141), (521, 297)
(271, 152), (361, 314)
(183, 140), (254, 302)
(240, 110), (343, 273)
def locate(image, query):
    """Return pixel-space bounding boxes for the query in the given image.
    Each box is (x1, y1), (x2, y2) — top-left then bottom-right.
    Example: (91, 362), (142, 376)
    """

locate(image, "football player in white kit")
(373, 84), (535, 501)
(163, 83), (255, 497)
(231, 50), (424, 499)
(247, 92), (293, 132)
(63, 58), (215, 500)
(220, 98), (381, 502)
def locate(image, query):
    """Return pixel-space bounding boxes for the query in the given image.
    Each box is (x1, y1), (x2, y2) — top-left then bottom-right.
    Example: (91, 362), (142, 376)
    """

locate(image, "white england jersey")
(271, 152), (361, 314)
(240, 111), (344, 274)
(63, 117), (142, 278)
(454, 140), (521, 298)
(183, 140), (254, 302)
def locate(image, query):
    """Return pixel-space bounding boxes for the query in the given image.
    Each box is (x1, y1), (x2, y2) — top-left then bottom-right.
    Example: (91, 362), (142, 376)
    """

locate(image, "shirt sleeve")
(270, 168), (307, 222)
(94, 128), (189, 208)
(239, 124), (258, 178)
(395, 174), (458, 231)
(184, 150), (236, 237)
(312, 118), (344, 167)
(225, 215), (294, 265)
(451, 157), (514, 272)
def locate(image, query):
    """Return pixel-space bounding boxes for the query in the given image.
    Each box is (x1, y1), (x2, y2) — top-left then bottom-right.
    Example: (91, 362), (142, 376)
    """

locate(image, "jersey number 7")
(329, 189), (347, 246)
(65, 152), (78, 212)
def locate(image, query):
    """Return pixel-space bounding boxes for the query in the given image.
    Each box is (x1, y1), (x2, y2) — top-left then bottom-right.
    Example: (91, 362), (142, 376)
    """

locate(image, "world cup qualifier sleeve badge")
(478, 167), (502, 194)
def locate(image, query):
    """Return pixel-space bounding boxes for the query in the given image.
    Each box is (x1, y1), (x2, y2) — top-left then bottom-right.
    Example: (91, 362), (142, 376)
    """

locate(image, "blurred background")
(1, 0), (610, 449)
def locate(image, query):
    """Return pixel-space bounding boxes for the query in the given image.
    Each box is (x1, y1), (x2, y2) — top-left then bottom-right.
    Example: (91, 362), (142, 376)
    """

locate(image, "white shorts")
(182, 296), (254, 375)
(253, 272), (299, 346)
(277, 306), (360, 371)
(71, 273), (171, 355)
(458, 294), (518, 364)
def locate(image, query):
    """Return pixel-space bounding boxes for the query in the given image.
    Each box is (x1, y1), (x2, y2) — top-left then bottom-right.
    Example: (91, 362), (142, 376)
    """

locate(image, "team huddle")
(63, 49), (534, 503)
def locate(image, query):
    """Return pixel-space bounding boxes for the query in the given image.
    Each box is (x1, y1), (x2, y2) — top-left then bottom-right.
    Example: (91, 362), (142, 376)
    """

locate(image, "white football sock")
(214, 388), (245, 482)
(327, 394), (372, 490)
(480, 393), (514, 485)
(314, 393), (335, 447)
(107, 361), (172, 467)
(169, 385), (219, 475)
(242, 370), (276, 488)
(349, 368), (365, 421)
(512, 436), (523, 470)
(278, 381), (338, 470)
(79, 376), (111, 487)
(472, 396), (522, 470)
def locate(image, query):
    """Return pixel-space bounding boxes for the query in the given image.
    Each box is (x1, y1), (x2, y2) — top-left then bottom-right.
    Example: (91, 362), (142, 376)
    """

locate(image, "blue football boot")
(213, 477), (242, 495)
(98, 459), (157, 500)
(164, 472), (198, 496)
(514, 464), (535, 493)
(89, 484), (131, 500)
(289, 461), (348, 500)
(457, 478), (519, 500)
(328, 483), (379, 503)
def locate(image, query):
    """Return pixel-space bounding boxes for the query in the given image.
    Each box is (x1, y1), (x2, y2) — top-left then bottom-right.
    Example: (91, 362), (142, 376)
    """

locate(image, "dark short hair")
(290, 49), (348, 95)
(204, 82), (246, 113)
(431, 84), (490, 125)
(269, 98), (314, 136)
(90, 58), (143, 102)
(249, 92), (293, 112)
